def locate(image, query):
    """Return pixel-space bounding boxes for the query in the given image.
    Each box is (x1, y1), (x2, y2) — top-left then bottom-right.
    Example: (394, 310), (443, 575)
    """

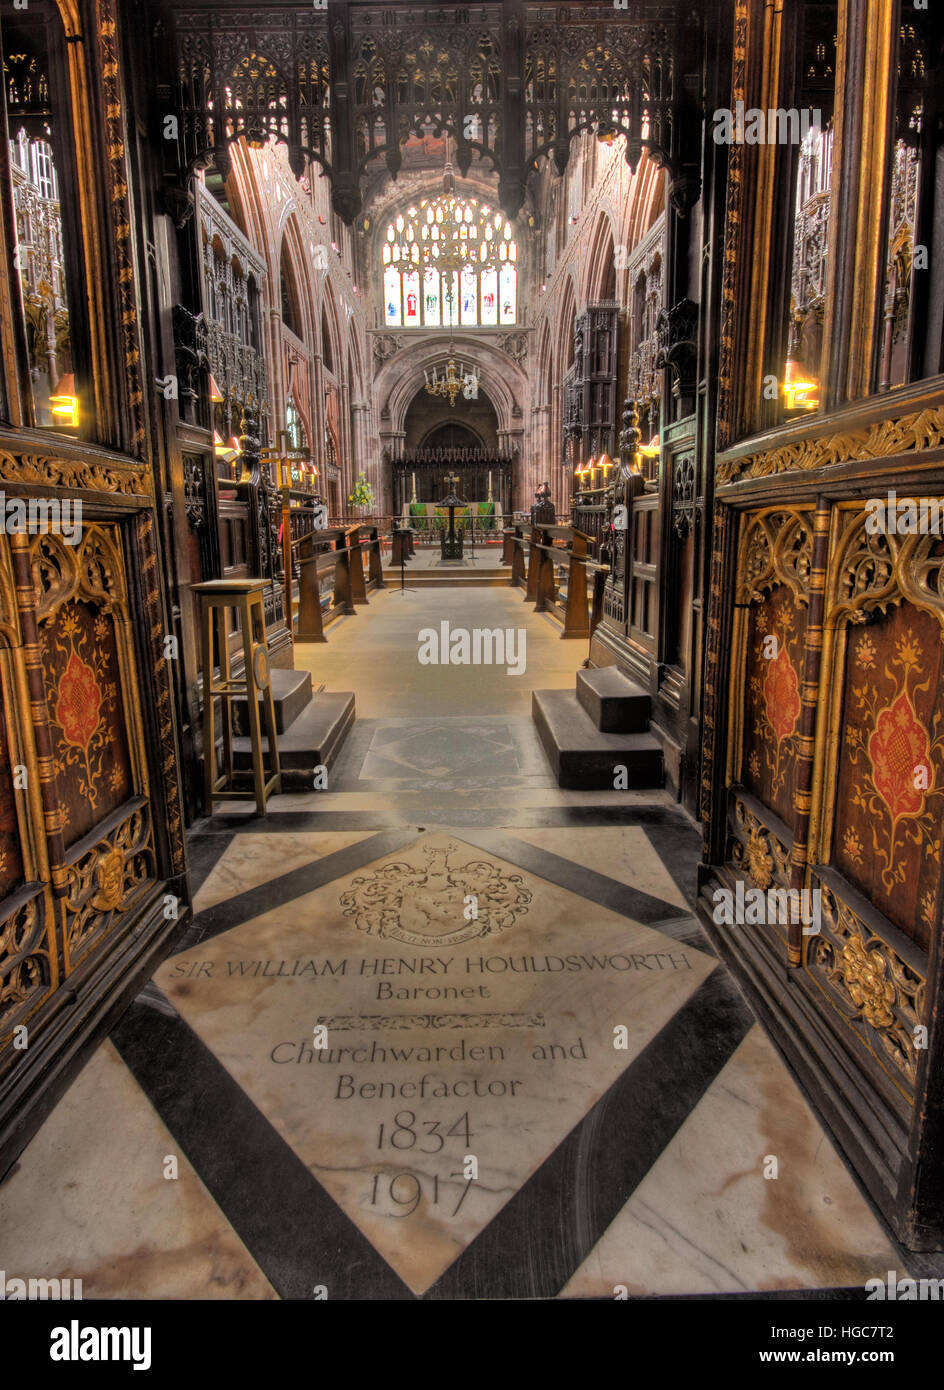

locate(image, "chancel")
(0, 0), (943, 1340)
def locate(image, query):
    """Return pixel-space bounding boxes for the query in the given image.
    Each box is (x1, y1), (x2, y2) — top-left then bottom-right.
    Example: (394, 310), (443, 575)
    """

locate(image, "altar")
(405, 500), (497, 533)
(391, 451), (514, 519)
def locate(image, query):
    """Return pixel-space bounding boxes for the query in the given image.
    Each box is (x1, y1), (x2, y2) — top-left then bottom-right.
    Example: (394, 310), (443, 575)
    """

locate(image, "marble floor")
(0, 588), (932, 1300)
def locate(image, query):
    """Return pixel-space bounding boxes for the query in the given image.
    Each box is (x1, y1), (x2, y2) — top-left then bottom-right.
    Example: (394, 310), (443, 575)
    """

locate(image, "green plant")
(348, 473), (374, 509)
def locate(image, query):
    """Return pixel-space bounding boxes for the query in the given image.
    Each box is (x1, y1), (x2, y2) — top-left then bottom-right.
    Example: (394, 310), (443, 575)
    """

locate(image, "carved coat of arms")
(339, 839), (532, 947)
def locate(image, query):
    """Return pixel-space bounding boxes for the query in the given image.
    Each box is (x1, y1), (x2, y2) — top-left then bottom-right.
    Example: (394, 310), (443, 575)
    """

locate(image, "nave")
(2, 0), (944, 1333)
(0, 587), (932, 1300)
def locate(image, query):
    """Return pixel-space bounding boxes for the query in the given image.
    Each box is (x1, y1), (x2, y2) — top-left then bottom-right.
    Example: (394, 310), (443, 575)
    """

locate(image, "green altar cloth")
(408, 501), (496, 532)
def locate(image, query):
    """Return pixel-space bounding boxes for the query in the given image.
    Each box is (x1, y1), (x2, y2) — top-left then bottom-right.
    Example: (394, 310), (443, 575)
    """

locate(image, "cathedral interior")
(2, 0), (944, 1341)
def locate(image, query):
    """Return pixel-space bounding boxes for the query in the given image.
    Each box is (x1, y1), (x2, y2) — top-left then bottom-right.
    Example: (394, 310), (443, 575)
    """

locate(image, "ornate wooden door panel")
(0, 469), (189, 1174)
(705, 486), (944, 1245)
(30, 527), (157, 974)
(801, 507), (943, 1119)
(0, 541), (57, 1045)
(723, 507), (813, 967)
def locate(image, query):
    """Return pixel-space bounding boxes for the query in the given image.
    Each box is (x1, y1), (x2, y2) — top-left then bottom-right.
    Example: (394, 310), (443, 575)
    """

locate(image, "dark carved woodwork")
(165, 1), (703, 225)
(563, 302), (620, 473)
(657, 296), (698, 418)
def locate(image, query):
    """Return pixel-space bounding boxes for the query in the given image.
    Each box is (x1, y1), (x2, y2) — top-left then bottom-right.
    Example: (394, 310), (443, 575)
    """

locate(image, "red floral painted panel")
(741, 583), (807, 828)
(0, 683), (25, 902)
(834, 603), (944, 952)
(40, 600), (133, 850)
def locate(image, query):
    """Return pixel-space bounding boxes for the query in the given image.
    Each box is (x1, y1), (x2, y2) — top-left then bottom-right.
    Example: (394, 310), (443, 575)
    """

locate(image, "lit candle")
(412, 472), (416, 498)
(488, 471), (492, 497)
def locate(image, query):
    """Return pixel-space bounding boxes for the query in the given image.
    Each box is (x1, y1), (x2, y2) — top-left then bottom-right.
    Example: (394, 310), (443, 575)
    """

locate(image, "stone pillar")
(350, 401), (374, 509)
(339, 377), (353, 501)
(268, 308), (286, 441)
(311, 353), (326, 473)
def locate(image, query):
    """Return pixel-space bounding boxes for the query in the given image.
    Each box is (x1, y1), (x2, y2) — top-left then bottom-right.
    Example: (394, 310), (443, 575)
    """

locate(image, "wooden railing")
(286, 523), (385, 643)
(331, 513), (514, 546)
(503, 523), (609, 640)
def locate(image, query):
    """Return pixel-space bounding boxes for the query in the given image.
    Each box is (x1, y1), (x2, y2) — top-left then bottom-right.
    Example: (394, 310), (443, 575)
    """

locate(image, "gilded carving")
(806, 880), (926, 1096)
(0, 449), (149, 498)
(736, 510), (812, 606)
(727, 800), (791, 893)
(61, 803), (155, 971)
(0, 890), (55, 1041)
(717, 404), (944, 484)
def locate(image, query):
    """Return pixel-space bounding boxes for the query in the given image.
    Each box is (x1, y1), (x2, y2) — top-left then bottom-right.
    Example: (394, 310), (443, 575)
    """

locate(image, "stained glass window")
(382, 194), (518, 328)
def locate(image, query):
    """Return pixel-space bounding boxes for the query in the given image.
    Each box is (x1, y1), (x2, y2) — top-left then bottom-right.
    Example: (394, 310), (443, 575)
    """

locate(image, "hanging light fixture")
(424, 357), (477, 408)
(418, 142), (501, 277)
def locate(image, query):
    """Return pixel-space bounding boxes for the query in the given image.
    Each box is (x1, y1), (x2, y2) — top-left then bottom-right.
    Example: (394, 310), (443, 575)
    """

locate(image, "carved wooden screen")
(719, 497), (943, 1172)
(805, 507), (942, 1111)
(724, 507), (814, 964)
(0, 489), (188, 1171)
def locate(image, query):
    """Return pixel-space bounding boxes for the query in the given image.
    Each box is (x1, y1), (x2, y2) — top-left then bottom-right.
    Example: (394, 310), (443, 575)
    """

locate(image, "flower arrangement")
(348, 473), (374, 510)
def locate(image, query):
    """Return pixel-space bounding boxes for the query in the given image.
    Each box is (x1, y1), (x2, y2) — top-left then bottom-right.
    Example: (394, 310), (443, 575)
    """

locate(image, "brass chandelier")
(424, 357), (479, 407)
(419, 159), (500, 277)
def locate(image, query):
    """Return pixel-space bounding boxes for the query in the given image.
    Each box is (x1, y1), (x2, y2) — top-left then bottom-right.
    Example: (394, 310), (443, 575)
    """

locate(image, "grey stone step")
(233, 690), (355, 790)
(232, 667), (312, 736)
(576, 665), (650, 733)
(382, 572), (510, 588)
(532, 688), (663, 790)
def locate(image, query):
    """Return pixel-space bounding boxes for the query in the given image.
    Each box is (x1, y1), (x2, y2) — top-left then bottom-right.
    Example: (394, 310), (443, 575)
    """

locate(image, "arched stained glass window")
(382, 194), (517, 328)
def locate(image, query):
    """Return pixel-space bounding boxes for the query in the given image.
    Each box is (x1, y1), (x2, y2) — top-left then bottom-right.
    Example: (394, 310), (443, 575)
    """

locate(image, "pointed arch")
(536, 319), (553, 406)
(320, 291), (338, 377)
(555, 272), (579, 382)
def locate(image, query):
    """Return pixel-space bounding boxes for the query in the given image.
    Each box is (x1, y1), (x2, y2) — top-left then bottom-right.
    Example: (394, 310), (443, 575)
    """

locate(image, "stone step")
(382, 571), (511, 588)
(576, 665), (651, 733)
(232, 667), (313, 736)
(232, 690), (355, 790)
(532, 689), (663, 790)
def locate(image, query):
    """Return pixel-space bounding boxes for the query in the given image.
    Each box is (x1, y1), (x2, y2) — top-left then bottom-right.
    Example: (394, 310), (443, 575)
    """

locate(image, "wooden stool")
(192, 579), (281, 815)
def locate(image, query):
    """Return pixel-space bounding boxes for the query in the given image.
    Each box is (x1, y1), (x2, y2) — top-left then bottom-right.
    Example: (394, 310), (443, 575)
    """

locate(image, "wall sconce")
(598, 452), (614, 483)
(49, 373), (78, 428)
(783, 360), (820, 412)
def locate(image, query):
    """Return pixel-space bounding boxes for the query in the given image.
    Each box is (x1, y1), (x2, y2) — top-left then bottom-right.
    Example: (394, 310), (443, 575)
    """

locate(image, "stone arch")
(555, 272), (579, 382)
(278, 221), (308, 345)
(536, 319), (553, 407)
(320, 290), (339, 377)
(584, 210), (618, 305)
(375, 338), (527, 444)
(623, 153), (665, 253)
